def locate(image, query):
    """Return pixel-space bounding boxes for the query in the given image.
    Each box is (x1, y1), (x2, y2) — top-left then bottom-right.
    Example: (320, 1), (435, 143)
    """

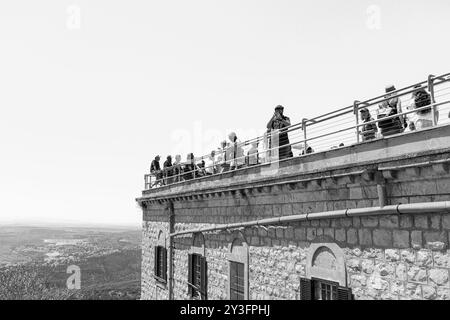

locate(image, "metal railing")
(144, 72), (450, 190)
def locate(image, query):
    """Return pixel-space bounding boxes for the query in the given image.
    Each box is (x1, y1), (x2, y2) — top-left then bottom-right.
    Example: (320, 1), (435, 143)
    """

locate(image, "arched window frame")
(226, 231), (249, 300)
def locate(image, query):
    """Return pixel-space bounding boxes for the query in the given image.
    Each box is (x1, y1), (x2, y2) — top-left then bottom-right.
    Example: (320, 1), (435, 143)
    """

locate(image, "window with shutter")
(337, 286), (353, 300)
(154, 246), (167, 283)
(300, 278), (352, 300)
(300, 277), (313, 300)
(187, 253), (207, 300)
(230, 261), (245, 300)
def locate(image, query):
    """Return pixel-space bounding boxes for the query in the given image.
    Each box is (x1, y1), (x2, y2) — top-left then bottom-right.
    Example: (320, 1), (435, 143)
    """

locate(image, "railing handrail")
(144, 72), (450, 190)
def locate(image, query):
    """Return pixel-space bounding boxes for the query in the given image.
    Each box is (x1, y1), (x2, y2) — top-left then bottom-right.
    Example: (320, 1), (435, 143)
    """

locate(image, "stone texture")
(379, 215), (399, 229)
(393, 230), (410, 248)
(361, 216), (378, 228)
(400, 215), (413, 229)
(428, 268), (449, 286)
(414, 215), (428, 229)
(373, 229), (393, 247)
(359, 229), (373, 246)
(411, 231), (423, 249)
(347, 229), (358, 245)
(335, 228), (346, 242)
(424, 232), (447, 249)
(385, 249), (400, 262)
(141, 140), (450, 300)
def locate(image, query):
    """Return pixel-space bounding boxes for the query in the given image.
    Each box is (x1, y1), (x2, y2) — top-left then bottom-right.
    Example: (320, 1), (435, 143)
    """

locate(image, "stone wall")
(139, 126), (450, 300)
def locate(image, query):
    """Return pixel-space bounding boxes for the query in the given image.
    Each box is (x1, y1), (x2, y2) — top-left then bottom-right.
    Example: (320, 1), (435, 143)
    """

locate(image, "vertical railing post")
(301, 118), (307, 155)
(428, 74), (437, 126)
(354, 100), (360, 144)
(193, 156), (196, 179)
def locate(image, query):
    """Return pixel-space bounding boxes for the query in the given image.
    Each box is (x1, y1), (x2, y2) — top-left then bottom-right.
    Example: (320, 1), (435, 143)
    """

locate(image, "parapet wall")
(139, 125), (450, 300)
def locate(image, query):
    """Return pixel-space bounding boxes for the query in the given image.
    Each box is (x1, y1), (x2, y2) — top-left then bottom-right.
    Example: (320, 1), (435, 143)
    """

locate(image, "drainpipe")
(375, 171), (387, 208)
(167, 201), (175, 300)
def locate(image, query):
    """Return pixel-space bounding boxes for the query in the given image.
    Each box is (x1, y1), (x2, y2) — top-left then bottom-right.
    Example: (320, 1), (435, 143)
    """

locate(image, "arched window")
(226, 232), (249, 300)
(300, 243), (353, 300)
(187, 233), (207, 300)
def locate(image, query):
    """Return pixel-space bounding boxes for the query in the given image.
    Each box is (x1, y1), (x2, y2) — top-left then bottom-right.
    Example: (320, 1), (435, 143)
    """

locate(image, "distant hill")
(0, 226), (141, 300)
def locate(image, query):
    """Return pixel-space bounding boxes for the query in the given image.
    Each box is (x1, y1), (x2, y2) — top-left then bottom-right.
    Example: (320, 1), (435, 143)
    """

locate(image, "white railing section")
(144, 73), (450, 190)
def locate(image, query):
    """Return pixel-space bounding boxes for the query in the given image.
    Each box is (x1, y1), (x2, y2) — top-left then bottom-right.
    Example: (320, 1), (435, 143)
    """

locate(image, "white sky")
(0, 0), (449, 227)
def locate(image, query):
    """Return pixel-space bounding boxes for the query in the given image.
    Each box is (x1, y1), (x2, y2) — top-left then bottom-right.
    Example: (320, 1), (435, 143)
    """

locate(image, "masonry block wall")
(139, 126), (450, 300)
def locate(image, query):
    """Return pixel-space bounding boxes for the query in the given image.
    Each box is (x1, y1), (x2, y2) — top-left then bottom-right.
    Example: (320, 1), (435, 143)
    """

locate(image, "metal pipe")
(168, 201), (450, 237)
(168, 202), (175, 300)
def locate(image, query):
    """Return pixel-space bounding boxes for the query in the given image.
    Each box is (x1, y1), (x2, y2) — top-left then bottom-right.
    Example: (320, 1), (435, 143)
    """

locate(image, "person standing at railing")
(247, 142), (259, 166)
(205, 150), (217, 175)
(359, 107), (378, 141)
(376, 85), (406, 137)
(217, 140), (230, 173)
(163, 155), (173, 185)
(150, 155), (163, 187)
(266, 105), (293, 160)
(406, 85), (438, 130)
(173, 154), (183, 182)
(183, 153), (203, 180)
(228, 132), (245, 170)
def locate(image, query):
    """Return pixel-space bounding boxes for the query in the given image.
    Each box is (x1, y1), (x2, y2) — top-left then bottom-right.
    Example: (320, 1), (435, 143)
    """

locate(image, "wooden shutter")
(154, 246), (159, 277)
(162, 247), (167, 281)
(200, 256), (208, 300)
(300, 278), (313, 300)
(187, 254), (193, 296)
(337, 286), (353, 300)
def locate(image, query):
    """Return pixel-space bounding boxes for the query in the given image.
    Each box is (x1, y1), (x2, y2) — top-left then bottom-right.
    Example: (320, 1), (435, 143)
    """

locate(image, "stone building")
(137, 95), (450, 300)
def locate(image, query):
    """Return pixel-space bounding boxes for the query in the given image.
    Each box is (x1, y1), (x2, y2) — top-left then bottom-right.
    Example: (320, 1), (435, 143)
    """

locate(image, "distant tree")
(0, 264), (71, 300)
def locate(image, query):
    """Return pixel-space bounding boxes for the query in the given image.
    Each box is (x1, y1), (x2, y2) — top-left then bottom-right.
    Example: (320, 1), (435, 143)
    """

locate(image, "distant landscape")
(0, 225), (141, 300)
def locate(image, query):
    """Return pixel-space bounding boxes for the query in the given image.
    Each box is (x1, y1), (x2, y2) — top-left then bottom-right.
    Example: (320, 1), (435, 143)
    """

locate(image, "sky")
(0, 0), (449, 227)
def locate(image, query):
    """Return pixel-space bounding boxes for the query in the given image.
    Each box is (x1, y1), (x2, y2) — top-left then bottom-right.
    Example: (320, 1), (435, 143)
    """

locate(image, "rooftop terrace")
(141, 72), (450, 199)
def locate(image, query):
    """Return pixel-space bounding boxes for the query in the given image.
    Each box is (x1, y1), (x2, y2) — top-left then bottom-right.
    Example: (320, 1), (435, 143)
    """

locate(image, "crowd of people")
(149, 84), (442, 188)
(359, 84), (438, 141)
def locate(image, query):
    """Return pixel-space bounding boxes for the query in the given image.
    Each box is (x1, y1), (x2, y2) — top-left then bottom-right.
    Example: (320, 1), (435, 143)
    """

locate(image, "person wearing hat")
(377, 85), (405, 136)
(150, 155), (163, 187)
(406, 85), (437, 131)
(266, 105), (293, 160)
(359, 106), (378, 141)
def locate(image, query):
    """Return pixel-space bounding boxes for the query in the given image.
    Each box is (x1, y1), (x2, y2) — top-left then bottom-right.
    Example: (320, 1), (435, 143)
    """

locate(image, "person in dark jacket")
(183, 153), (202, 180)
(407, 85), (437, 130)
(359, 107), (378, 141)
(377, 85), (405, 136)
(163, 155), (173, 185)
(150, 155), (163, 187)
(266, 105), (293, 160)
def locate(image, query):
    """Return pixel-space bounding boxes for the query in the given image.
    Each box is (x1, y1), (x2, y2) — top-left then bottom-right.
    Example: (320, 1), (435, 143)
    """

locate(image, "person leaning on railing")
(150, 155), (163, 187)
(228, 132), (245, 170)
(217, 140), (230, 173)
(359, 106), (378, 141)
(406, 85), (438, 131)
(246, 142), (259, 166)
(183, 153), (204, 180)
(204, 150), (217, 175)
(172, 154), (183, 182)
(376, 85), (406, 137)
(163, 155), (173, 185)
